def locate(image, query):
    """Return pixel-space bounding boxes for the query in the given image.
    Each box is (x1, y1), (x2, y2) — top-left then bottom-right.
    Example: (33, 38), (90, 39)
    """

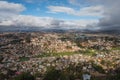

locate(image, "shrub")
(14, 72), (35, 80)
(43, 68), (61, 80)
(92, 64), (105, 73)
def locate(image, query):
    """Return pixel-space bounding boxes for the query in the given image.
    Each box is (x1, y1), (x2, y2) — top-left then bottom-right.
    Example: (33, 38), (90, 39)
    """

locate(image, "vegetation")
(0, 72), (6, 80)
(79, 49), (97, 56)
(35, 48), (98, 58)
(111, 47), (120, 50)
(19, 57), (30, 62)
(43, 64), (83, 80)
(14, 72), (35, 80)
(34, 52), (80, 58)
(0, 56), (3, 63)
(92, 64), (105, 73)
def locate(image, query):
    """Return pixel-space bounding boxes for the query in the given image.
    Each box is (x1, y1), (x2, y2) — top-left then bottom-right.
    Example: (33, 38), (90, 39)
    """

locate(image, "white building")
(83, 74), (91, 80)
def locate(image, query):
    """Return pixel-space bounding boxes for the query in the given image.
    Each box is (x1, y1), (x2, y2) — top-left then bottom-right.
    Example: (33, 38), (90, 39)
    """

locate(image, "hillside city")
(0, 32), (120, 80)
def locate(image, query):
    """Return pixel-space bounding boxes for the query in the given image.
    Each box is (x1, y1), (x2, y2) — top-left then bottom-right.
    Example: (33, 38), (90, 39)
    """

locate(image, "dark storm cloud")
(69, 0), (120, 32)
(92, 0), (120, 31)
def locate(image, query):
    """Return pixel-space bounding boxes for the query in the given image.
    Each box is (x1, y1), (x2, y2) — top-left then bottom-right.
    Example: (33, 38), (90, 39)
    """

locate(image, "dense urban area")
(0, 32), (120, 80)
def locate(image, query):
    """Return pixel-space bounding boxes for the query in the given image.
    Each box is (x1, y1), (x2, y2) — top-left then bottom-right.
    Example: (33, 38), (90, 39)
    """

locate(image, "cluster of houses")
(0, 32), (120, 80)
(0, 50), (120, 79)
(31, 33), (80, 53)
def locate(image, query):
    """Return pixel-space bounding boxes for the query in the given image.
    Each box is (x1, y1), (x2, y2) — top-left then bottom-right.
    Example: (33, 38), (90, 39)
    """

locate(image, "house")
(83, 74), (91, 80)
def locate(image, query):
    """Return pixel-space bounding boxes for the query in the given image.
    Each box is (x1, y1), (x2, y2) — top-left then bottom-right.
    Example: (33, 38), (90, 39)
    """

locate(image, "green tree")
(14, 72), (35, 80)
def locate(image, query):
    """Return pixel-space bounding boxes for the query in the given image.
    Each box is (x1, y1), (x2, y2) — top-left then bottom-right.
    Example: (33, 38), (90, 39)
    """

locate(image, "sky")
(0, 0), (120, 32)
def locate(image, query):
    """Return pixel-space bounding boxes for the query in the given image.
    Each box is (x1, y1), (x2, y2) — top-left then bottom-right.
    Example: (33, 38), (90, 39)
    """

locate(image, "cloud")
(68, 0), (77, 5)
(0, 15), (54, 27)
(0, 1), (25, 13)
(68, 0), (120, 31)
(1, 0), (120, 32)
(68, 0), (86, 6)
(48, 6), (75, 14)
(0, 1), (99, 31)
(0, 1), (26, 20)
(0, 15), (98, 30)
(48, 5), (104, 17)
(24, 0), (49, 3)
(97, 0), (120, 31)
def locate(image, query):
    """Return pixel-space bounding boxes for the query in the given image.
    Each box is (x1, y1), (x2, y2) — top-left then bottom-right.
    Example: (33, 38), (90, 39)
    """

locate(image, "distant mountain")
(0, 26), (119, 34)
